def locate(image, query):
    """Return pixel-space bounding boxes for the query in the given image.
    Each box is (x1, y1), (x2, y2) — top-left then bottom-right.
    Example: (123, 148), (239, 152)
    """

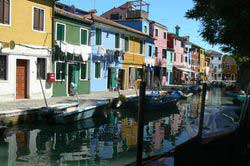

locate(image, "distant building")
(222, 56), (237, 81)
(206, 50), (223, 81)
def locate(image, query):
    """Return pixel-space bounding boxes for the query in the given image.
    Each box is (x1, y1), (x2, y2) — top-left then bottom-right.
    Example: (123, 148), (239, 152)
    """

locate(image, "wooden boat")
(117, 95), (178, 112)
(39, 101), (109, 124)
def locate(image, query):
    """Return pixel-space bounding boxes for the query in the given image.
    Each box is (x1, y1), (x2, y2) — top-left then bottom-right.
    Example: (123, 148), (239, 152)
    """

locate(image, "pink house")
(150, 21), (168, 85)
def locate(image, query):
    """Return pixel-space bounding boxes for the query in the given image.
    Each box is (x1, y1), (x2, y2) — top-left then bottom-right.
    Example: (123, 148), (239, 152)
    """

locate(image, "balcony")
(127, 10), (149, 19)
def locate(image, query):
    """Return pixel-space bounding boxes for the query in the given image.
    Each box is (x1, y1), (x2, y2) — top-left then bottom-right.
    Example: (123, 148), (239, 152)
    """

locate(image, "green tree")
(186, 0), (250, 57)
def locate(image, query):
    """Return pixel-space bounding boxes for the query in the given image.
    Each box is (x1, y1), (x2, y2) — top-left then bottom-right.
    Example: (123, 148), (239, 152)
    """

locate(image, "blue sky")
(60, 0), (221, 52)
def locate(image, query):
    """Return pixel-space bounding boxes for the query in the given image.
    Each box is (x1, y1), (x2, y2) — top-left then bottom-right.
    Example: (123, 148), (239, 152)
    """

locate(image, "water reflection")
(0, 89), (231, 165)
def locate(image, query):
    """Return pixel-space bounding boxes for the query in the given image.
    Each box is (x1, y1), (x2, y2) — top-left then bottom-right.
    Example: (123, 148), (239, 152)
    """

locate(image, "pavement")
(0, 90), (138, 113)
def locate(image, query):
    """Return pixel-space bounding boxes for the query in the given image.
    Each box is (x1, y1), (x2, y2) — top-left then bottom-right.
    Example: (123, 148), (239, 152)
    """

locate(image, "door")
(68, 64), (79, 95)
(107, 67), (117, 90)
(16, 60), (28, 99)
(118, 69), (125, 90)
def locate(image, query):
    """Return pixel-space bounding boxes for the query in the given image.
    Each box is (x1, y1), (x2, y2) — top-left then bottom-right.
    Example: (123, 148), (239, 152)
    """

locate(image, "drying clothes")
(97, 46), (106, 57)
(81, 45), (91, 61)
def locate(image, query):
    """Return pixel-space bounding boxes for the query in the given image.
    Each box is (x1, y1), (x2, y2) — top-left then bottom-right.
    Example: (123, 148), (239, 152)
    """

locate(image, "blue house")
(89, 16), (124, 92)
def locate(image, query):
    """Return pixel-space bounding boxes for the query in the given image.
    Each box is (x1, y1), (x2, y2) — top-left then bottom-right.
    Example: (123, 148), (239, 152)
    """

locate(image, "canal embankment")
(0, 90), (139, 126)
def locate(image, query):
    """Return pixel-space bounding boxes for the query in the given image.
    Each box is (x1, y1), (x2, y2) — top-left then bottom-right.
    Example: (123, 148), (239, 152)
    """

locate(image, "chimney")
(89, 9), (97, 15)
(175, 25), (180, 36)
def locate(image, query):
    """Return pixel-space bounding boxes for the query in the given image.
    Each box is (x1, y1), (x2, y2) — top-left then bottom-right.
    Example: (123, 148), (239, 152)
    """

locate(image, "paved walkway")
(0, 90), (138, 113)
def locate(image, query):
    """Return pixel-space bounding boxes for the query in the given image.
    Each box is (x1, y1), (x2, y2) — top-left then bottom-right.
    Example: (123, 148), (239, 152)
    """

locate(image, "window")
(135, 68), (143, 80)
(37, 58), (46, 80)
(149, 45), (152, 57)
(55, 62), (65, 81)
(115, 33), (120, 49)
(211, 57), (214, 60)
(185, 56), (188, 63)
(0, 0), (10, 25)
(174, 53), (176, 62)
(0, 55), (7, 80)
(96, 28), (102, 45)
(162, 49), (167, 59)
(125, 36), (129, 52)
(170, 53), (173, 62)
(164, 32), (167, 39)
(144, 25), (147, 34)
(218, 64), (221, 69)
(33, 7), (45, 31)
(94, 62), (101, 79)
(80, 63), (88, 80)
(181, 55), (183, 62)
(80, 28), (88, 45)
(110, 13), (119, 20)
(56, 23), (65, 41)
(139, 40), (143, 54)
(155, 47), (158, 57)
(155, 29), (158, 37)
(219, 57), (221, 61)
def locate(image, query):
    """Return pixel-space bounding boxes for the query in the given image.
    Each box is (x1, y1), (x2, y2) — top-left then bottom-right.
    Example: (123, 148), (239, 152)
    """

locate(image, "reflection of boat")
(117, 95), (178, 112)
(166, 91), (193, 100)
(39, 101), (109, 124)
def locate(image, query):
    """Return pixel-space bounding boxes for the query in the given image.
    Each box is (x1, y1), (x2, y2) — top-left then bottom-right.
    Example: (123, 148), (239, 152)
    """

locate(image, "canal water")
(0, 88), (235, 166)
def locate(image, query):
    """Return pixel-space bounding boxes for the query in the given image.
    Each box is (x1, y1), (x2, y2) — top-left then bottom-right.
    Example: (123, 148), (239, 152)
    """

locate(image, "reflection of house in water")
(170, 114), (183, 136)
(152, 121), (165, 150)
(121, 118), (138, 148)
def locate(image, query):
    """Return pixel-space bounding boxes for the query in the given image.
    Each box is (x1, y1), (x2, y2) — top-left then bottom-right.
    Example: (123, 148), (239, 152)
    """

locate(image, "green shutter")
(95, 62), (101, 78)
(140, 41), (143, 54)
(125, 37), (129, 51)
(57, 24), (65, 41)
(81, 29), (88, 45)
(96, 28), (102, 45)
(81, 63), (87, 79)
(115, 33), (120, 48)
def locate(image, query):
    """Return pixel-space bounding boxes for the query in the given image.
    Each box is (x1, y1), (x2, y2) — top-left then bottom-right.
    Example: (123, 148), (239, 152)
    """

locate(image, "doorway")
(16, 59), (28, 99)
(68, 64), (78, 95)
(107, 67), (117, 90)
(118, 69), (125, 90)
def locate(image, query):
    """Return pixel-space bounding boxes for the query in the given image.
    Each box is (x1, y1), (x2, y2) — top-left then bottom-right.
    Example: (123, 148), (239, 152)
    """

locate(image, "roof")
(149, 20), (167, 30)
(83, 14), (154, 38)
(55, 7), (93, 24)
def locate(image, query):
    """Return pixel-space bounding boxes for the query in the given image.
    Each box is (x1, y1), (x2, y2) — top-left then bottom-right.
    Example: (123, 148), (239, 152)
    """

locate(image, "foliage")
(186, 0), (250, 57)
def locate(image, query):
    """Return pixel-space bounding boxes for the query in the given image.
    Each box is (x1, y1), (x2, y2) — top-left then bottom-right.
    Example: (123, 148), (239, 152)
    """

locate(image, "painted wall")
(150, 24), (168, 67)
(222, 56), (237, 80)
(90, 26), (123, 92)
(117, 20), (150, 35)
(166, 50), (174, 84)
(53, 17), (91, 96)
(0, 0), (53, 48)
(122, 36), (145, 89)
(209, 54), (223, 80)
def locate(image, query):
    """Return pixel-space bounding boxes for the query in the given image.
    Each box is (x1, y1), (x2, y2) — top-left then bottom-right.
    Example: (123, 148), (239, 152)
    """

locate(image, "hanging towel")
(81, 45), (91, 61)
(97, 46), (106, 57)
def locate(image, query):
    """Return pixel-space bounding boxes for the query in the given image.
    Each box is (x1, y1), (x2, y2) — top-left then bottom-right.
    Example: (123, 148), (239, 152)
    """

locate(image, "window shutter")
(39, 9), (44, 31)
(115, 33), (120, 48)
(96, 28), (101, 45)
(33, 8), (39, 30)
(0, 0), (4, 23)
(81, 29), (87, 45)
(95, 63), (98, 78)
(3, 0), (9, 24)
(57, 24), (64, 41)
(81, 63), (87, 79)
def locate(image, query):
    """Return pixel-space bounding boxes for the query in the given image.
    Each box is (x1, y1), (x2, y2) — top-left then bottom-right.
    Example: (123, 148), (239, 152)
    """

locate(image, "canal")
(0, 88), (235, 165)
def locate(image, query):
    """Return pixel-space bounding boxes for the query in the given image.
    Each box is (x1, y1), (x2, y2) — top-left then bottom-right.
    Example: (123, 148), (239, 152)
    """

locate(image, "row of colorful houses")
(0, 0), (237, 102)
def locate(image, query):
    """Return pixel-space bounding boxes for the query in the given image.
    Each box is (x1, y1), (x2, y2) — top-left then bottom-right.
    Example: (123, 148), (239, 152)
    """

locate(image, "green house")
(52, 4), (92, 97)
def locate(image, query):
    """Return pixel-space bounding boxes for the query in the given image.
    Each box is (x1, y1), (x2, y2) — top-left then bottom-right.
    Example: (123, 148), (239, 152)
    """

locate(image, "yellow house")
(222, 56), (238, 81)
(199, 48), (206, 80)
(0, 0), (54, 101)
(122, 35), (146, 89)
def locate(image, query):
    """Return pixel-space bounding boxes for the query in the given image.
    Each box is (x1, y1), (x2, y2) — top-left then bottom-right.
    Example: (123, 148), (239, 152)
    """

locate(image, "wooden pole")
(136, 81), (146, 166)
(198, 83), (207, 142)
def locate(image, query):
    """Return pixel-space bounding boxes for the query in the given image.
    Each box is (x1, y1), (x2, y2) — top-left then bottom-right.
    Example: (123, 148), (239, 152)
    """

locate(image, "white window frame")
(0, 54), (8, 82)
(55, 61), (65, 82)
(55, 22), (66, 42)
(80, 27), (89, 46)
(37, 58), (47, 80)
(94, 61), (102, 79)
(32, 6), (46, 33)
(0, 0), (12, 27)
(79, 62), (88, 81)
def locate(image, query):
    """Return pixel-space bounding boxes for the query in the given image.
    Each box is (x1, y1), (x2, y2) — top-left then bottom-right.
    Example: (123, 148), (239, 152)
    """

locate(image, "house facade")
(166, 48), (174, 84)
(52, 3), (92, 97)
(207, 50), (223, 81)
(199, 48), (206, 80)
(222, 56), (237, 81)
(0, 0), (54, 101)
(150, 21), (168, 86)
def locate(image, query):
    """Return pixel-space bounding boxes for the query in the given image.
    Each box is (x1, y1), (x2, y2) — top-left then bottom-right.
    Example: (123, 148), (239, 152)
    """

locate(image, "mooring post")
(136, 81), (146, 166)
(198, 83), (207, 142)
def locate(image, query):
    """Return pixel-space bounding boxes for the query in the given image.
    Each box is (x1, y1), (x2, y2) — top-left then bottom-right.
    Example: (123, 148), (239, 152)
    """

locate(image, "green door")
(68, 64), (79, 94)
(108, 67), (117, 89)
